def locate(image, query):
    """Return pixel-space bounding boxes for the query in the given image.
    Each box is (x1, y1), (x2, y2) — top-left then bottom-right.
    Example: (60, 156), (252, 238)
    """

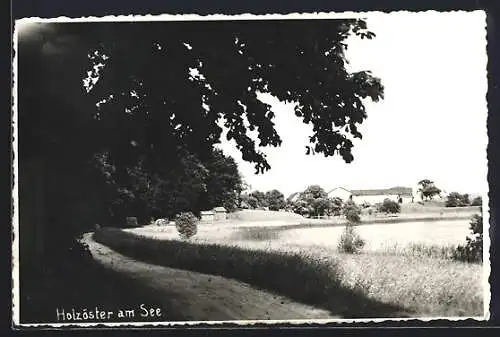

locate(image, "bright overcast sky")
(216, 11), (488, 197)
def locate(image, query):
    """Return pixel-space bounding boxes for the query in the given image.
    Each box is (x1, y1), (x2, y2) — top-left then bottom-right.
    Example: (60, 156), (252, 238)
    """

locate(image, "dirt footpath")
(82, 233), (335, 322)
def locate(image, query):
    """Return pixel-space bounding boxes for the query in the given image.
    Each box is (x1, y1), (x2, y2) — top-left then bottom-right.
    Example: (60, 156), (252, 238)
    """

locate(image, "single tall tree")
(265, 189), (286, 211)
(417, 179), (441, 201)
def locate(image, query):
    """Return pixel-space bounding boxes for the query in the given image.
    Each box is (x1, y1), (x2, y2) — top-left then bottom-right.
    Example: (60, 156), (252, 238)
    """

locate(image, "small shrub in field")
(378, 199), (401, 214)
(453, 213), (483, 263)
(175, 212), (198, 239)
(338, 225), (365, 254)
(343, 200), (361, 224)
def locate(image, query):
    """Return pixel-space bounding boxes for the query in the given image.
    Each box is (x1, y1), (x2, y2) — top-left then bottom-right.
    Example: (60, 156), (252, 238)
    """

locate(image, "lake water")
(276, 220), (473, 251)
(132, 219), (477, 252)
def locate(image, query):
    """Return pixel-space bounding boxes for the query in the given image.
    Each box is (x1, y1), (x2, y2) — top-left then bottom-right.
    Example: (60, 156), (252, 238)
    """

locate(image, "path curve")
(82, 233), (336, 322)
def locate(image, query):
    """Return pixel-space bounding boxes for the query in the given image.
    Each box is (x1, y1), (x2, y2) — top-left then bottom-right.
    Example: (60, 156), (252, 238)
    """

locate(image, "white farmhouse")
(286, 192), (301, 203)
(327, 186), (414, 205)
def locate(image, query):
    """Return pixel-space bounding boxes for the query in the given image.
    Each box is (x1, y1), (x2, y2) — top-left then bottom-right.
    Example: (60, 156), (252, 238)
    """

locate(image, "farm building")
(286, 192), (301, 203)
(213, 206), (227, 220)
(200, 210), (215, 222)
(327, 187), (353, 201)
(200, 207), (228, 221)
(327, 186), (414, 205)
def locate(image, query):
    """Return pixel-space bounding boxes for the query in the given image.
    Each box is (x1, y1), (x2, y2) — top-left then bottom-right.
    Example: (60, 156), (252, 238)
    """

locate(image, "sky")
(215, 11), (488, 197)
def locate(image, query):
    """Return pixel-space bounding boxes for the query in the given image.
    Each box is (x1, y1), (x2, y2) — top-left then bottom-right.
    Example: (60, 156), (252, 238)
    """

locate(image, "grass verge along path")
(83, 233), (335, 322)
(93, 228), (412, 319)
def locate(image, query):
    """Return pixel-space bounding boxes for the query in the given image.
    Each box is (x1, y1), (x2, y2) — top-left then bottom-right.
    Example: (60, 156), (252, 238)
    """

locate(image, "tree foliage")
(265, 189), (286, 211)
(445, 192), (471, 208)
(201, 149), (244, 212)
(330, 197), (344, 216)
(453, 211), (483, 263)
(343, 199), (361, 224)
(240, 189), (285, 211)
(20, 20), (383, 175)
(377, 198), (401, 214)
(338, 224), (365, 254)
(417, 179), (441, 201)
(294, 185), (330, 217)
(175, 212), (198, 240)
(471, 196), (483, 207)
(287, 186), (344, 217)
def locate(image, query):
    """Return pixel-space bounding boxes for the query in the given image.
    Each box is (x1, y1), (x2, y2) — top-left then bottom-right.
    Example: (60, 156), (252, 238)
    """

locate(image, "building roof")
(201, 210), (214, 215)
(327, 187), (352, 195)
(213, 206), (227, 212)
(350, 186), (413, 197)
(287, 192), (300, 201)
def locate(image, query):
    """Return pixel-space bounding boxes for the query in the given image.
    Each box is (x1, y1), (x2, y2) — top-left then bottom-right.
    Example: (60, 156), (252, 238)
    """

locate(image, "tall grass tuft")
(380, 242), (458, 260)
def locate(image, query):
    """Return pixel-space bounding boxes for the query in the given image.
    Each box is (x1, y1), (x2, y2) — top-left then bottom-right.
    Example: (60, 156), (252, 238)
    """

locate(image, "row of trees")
(417, 179), (483, 208)
(445, 193), (482, 208)
(286, 185), (343, 217)
(239, 190), (286, 211)
(93, 148), (245, 226)
(240, 184), (405, 218)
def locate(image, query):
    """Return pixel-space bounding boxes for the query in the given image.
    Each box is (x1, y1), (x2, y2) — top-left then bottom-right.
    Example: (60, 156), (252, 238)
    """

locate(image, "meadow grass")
(94, 227), (483, 318)
(93, 227), (409, 318)
(331, 252), (483, 317)
(377, 242), (459, 260)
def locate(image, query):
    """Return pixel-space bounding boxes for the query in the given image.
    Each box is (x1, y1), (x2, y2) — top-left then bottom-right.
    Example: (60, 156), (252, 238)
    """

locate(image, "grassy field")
(97, 213), (484, 318)
(131, 219), (472, 252)
(93, 228), (411, 319)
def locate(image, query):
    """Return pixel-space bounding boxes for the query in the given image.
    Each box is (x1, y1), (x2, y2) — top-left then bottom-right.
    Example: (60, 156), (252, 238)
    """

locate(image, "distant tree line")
(239, 184), (408, 218)
(239, 189), (286, 211)
(445, 193), (482, 208)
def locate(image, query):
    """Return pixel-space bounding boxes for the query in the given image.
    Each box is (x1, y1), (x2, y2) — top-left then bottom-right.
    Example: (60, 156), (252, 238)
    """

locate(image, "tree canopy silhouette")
(19, 19), (384, 175)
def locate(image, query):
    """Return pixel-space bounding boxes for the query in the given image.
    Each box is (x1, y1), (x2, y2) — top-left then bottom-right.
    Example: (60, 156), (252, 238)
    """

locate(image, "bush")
(453, 213), (483, 263)
(445, 192), (471, 207)
(343, 200), (361, 224)
(338, 225), (365, 254)
(471, 196), (482, 207)
(377, 199), (401, 214)
(361, 201), (371, 209)
(175, 212), (198, 239)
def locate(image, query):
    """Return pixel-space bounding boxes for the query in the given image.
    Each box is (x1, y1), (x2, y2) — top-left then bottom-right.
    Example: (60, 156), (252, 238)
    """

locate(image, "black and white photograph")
(12, 11), (490, 327)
